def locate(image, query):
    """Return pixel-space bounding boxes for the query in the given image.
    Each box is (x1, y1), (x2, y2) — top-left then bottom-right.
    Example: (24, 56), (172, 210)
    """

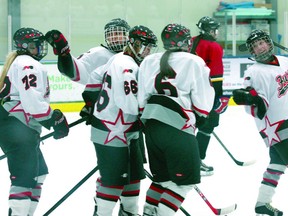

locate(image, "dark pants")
(144, 119), (200, 185)
(0, 116), (48, 188)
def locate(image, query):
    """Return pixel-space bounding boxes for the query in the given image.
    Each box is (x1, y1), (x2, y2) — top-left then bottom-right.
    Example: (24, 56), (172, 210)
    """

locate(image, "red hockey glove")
(213, 96), (230, 114)
(52, 109), (69, 139)
(45, 30), (70, 56)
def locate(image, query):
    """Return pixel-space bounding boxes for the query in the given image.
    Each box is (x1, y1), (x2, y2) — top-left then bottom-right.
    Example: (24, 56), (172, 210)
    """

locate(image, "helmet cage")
(13, 27), (48, 60)
(246, 30), (274, 62)
(105, 26), (129, 53)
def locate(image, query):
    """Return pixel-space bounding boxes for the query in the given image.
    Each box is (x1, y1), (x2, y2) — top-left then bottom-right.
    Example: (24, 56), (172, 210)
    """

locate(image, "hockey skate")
(118, 204), (140, 216)
(255, 203), (283, 216)
(200, 161), (214, 176)
(143, 206), (157, 216)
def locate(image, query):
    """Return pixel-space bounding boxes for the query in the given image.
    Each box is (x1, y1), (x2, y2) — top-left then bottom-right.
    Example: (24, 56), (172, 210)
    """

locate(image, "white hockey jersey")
(2, 55), (52, 133)
(88, 53), (140, 147)
(243, 55), (288, 147)
(138, 51), (215, 135)
(60, 46), (114, 85)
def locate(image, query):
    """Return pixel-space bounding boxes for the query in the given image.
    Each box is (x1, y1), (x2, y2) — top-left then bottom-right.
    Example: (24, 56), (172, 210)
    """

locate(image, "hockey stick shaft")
(40, 116), (87, 141)
(193, 185), (237, 215)
(212, 132), (255, 166)
(144, 169), (190, 216)
(0, 117), (87, 161)
(43, 166), (98, 216)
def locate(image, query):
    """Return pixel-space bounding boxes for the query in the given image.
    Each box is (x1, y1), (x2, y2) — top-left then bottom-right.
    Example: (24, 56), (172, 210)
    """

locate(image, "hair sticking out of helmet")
(246, 29), (274, 62)
(13, 27), (48, 61)
(161, 23), (191, 52)
(128, 25), (157, 64)
(104, 18), (130, 53)
(196, 16), (220, 35)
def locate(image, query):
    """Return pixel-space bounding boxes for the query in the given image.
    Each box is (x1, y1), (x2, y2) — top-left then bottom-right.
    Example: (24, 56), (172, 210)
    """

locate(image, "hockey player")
(45, 18), (130, 85)
(0, 27), (69, 216)
(138, 23), (215, 216)
(81, 25), (157, 216)
(233, 29), (288, 216)
(190, 16), (229, 176)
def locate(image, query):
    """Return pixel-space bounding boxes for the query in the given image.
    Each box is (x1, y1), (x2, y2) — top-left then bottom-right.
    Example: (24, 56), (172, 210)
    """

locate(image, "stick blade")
(235, 159), (256, 166)
(241, 159), (256, 166)
(218, 203), (237, 215)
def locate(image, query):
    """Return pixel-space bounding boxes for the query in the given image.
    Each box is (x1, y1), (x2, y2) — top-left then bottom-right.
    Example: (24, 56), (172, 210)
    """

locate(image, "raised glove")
(45, 30), (70, 56)
(213, 96), (230, 114)
(52, 109), (69, 139)
(232, 87), (259, 106)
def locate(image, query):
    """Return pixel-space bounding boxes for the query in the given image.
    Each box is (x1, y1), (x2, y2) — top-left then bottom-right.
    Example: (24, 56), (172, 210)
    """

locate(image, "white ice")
(1, 106), (288, 216)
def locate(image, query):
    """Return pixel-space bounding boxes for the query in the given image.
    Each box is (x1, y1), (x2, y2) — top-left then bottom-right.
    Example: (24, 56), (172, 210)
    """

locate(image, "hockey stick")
(40, 116), (87, 141)
(144, 169), (190, 216)
(43, 165), (99, 216)
(0, 117), (87, 161)
(239, 41), (288, 52)
(144, 169), (237, 215)
(212, 132), (256, 166)
(193, 185), (237, 215)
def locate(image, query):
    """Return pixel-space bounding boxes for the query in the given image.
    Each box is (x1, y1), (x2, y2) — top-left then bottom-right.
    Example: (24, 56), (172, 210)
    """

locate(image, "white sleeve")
(190, 60), (215, 117)
(111, 63), (139, 115)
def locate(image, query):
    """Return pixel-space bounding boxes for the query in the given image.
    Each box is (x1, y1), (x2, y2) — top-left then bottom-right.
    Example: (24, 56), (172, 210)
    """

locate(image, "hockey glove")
(213, 96), (230, 114)
(232, 87), (259, 106)
(45, 30), (70, 56)
(80, 90), (99, 125)
(232, 87), (267, 119)
(52, 109), (69, 139)
(80, 102), (94, 125)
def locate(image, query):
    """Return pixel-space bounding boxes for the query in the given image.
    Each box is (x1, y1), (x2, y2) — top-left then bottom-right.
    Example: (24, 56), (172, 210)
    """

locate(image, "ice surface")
(1, 106), (288, 215)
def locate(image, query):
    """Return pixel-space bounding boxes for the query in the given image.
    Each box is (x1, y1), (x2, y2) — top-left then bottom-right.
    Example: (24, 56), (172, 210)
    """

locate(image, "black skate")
(200, 161), (214, 176)
(255, 203), (283, 216)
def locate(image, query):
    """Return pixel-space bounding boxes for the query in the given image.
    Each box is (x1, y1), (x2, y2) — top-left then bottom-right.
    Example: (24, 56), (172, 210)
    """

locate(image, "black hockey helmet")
(128, 25), (157, 63)
(161, 23), (191, 52)
(246, 29), (274, 62)
(196, 16), (220, 34)
(104, 18), (130, 53)
(13, 27), (48, 60)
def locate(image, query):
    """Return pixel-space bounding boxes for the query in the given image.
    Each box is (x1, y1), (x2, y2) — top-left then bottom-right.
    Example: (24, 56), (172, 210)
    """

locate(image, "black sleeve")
(57, 54), (75, 79)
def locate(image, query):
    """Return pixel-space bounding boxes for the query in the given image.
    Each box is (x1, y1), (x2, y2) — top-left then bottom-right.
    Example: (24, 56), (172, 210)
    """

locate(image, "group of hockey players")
(0, 14), (287, 216)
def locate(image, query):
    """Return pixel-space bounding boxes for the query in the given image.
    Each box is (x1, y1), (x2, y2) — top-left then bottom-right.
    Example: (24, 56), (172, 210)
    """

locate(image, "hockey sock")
(256, 163), (286, 203)
(120, 180), (141, 214)
(8, 185), (32, 216)
(143, 182), (165, 214)
(95, 178), (124, 216)
(28, 175), (46, 216)
(196, 131), (211, 159)
(157, 181), (193, 216)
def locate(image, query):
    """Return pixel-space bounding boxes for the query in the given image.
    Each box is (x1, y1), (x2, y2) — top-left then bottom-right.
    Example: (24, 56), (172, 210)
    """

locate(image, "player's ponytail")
(0, 51), (17, 91)
(160, 50), (174, 79)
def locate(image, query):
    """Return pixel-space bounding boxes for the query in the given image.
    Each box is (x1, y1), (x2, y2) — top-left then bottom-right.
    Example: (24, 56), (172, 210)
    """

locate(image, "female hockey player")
(81, 25), (157, 216)
(233, 29), (288, 216)
(137, 23), (215, 216)
(0, 27), (69, 216)
(190, 16), (230, 176)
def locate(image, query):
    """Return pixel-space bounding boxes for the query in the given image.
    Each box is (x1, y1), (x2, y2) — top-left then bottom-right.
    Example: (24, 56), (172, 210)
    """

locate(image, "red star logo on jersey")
(10, 101), (31, 124)
(181, 108), (195, 130)
(102, 111), (134, 144)
(260, 117), (282, 146)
